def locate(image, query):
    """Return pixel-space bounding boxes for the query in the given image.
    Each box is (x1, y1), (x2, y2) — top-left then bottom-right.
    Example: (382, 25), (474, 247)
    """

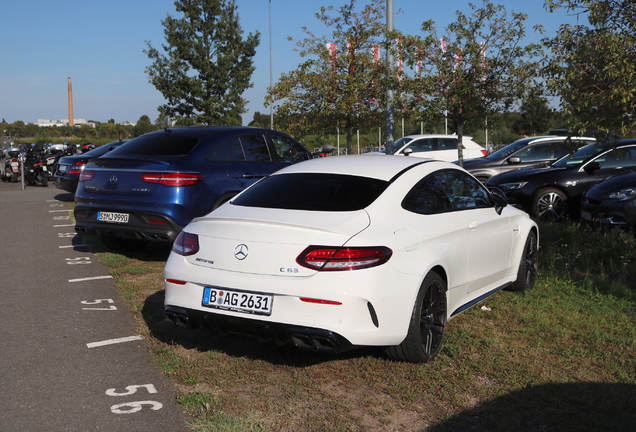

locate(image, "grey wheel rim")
(536, 192), (566, 220)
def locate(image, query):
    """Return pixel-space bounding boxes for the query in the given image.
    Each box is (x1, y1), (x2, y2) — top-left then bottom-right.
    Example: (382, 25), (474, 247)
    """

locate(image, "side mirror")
(489, 187), (508, 215)
(508, 156), (521, 164)
(584, 161), (601, 173)
(403, 148), (412, 156)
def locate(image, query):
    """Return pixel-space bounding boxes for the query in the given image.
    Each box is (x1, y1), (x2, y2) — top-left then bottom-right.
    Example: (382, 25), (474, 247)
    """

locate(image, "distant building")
(37, 119), (95, 128)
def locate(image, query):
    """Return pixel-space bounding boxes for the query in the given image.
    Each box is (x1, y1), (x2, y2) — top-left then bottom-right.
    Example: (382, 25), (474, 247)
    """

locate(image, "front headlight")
(499, 182), (528, 191)
(608, 188), (636, 201)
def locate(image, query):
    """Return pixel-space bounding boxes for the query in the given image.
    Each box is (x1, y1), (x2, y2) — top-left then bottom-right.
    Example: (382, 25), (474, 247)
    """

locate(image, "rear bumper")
(55, 175), (78, 193)
(74, 206), (184, 243)
(165, 306), (355, 353)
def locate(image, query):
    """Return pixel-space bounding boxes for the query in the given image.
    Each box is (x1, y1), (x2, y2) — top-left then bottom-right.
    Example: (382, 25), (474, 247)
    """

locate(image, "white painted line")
(54, 224), (74, 227)
(87, 335), (144, 348)
(59, 245), (87, 249)
(69, 275), (113, 283)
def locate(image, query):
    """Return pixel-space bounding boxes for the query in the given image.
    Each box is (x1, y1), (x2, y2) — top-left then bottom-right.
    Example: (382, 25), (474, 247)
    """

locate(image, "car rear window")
(108, 133), (199, 156)
(232, 173), (389, 211)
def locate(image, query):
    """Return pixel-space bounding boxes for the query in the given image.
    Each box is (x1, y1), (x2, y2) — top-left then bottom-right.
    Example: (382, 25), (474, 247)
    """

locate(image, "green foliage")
(543, 0), (636, 137)
(398, 0), (543, 163)
(267, 0), (388, 153)
(144, 0), (260, 126)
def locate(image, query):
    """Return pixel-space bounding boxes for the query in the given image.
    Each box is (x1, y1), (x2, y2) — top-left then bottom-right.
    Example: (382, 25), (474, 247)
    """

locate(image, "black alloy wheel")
(509, 231), (538, 292)
(385, 270), (447, 363)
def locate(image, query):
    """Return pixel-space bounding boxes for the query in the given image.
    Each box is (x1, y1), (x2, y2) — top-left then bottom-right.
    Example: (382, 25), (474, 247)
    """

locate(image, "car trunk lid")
(183, 207), (371, 277)
(81, 157), (174, 196)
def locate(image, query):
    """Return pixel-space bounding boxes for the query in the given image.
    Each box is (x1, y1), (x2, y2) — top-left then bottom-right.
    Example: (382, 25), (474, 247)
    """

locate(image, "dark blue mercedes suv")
(74, 126), (314, 249)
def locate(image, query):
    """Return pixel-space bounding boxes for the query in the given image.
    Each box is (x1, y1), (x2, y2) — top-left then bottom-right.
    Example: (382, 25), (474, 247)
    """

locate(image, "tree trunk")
(346, 125), (354, 155)
(456, 121), (464, 167)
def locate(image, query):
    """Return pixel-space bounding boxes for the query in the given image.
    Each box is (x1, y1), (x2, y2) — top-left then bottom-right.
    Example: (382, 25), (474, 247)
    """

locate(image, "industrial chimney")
(68, 77), (74, 127)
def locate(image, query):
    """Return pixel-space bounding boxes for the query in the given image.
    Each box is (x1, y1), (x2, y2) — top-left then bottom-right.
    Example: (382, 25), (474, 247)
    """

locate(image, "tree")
(266, 0), (388, 154)
(133, 115), (156, 136)
(247, 112), (271, 129)
(144, 0), (260, 126)
(542, 0), (636, 137)
(515, 89), (554, 136)
(398, 1), (543, 164)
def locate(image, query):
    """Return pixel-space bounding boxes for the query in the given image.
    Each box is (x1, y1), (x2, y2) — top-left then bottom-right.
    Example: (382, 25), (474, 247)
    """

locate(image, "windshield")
(393, 137), (413, 152)
(552, 143), (606, 168)
(83, 141), (126, 157)
(232, 173), (389, 211)
(108, 133), (199, 156)
(486, 138), (537, 160)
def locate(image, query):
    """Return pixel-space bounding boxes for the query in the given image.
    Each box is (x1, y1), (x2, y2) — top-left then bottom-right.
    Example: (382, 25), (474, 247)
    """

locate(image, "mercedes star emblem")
(234, 244), (248, 260)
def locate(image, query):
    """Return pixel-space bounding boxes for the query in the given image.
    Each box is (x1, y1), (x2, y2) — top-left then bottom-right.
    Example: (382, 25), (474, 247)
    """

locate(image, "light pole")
(269, 0), (274, 129)
(385, 0), (395, 155)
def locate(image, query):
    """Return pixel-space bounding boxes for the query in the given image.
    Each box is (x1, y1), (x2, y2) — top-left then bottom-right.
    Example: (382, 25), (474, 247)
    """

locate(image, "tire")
(532, 187), (568, 221)
(7, 168), (18, 183)
(509, 231), (538, 292)
(385, 270), (447, 363)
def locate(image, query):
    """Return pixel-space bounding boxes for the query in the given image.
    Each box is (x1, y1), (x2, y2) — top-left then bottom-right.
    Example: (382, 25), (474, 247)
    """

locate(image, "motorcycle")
(49, 142), (76, 177)
(2, 146), (22, 183)
(23, 145), (50, 187)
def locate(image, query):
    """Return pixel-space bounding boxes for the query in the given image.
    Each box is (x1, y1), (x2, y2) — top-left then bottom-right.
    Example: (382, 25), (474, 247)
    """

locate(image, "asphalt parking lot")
(0, 180), (189, 431)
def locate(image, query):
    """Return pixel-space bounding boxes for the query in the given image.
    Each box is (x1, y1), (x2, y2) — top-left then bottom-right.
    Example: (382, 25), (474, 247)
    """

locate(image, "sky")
(0, 0), (581, 126)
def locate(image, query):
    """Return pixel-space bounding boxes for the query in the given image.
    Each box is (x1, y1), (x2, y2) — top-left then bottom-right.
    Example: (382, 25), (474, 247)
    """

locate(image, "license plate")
(42, 166), (48, 171)
(202, 287), (273, 316)
(581, 210), (592, 221)
(97, 211), (130, 224)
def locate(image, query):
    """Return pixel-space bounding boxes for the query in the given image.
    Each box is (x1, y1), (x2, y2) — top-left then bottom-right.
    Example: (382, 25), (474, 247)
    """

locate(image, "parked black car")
(486, 139), (636, 221)
(581, 170), (636, 228)
(55, 140), (128, 193)
(74, 126), (315, 249)
(462, 136), (595, 182)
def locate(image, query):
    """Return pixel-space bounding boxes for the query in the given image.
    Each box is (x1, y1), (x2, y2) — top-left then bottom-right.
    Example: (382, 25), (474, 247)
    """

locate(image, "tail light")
(68, 161), (87, 175)
(296, 246), (392, 271)
(172, 231), (199, 256)
(141, 172), (204, 187)
(481, 149), (489, 156)
(79, 170), (95, 182)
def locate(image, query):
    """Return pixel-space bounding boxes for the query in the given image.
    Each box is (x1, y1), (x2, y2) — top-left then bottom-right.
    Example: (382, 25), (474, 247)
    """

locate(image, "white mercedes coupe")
(164, 155), (538, 363)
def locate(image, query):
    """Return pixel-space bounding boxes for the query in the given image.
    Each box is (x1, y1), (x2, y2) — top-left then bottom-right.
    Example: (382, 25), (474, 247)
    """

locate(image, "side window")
(516, 143), (553, 162)
(269, 134), (309, 164)
(406, 139), (434, 153)
(204, 138), (245, 162)
(552, 141), (570, 160)
(435, 169), (492, 210)
(240, 134), (272, 162)
(402, 174), (454, 215)
(595, 147), (636, 169)
(438, 138), (458, 151)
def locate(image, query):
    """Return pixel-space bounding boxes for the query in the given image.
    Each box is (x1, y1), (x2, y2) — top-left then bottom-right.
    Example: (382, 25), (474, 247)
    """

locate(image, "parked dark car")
(462, 136), (595, 182)
(74, 126), (314, 249)
(580, 170), (636, 228)
(55, 140), (127, 193)
(486, 139), (636, 221)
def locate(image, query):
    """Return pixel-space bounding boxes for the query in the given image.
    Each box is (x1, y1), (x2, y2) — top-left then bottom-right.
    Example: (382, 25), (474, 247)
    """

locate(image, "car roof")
(273, 154), (455, 182)
(140, 126), (290, 143)
(401, 134), (473, 139)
